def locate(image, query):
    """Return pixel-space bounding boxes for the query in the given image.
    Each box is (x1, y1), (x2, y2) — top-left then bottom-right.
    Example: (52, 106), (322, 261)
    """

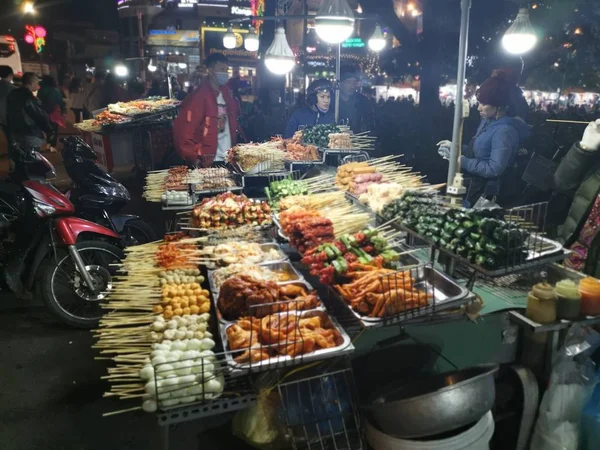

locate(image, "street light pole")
(335, 43), (341, 123)
(447, 0), (471, 190)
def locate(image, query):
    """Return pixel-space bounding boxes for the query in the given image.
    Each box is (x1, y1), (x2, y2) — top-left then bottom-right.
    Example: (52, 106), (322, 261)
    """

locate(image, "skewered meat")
(225, 312), (345, 362)
(217, 276), (321, 320)
(218, 275), (279, 320)
(226, 318), (270, 363)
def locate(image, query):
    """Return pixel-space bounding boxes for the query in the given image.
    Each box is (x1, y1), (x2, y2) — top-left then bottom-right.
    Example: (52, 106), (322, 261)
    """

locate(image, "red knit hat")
(477, 71), (511, 107)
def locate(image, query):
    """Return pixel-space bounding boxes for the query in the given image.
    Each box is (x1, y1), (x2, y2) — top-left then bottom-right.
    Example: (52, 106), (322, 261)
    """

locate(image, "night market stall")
(92, 2), (600, 449)
(96, 117), (600, 450)
(75, 97), (180, 173)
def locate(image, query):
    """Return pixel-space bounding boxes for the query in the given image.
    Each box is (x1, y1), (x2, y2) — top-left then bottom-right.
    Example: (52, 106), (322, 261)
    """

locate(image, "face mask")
(316, 105), (329, 113)
(215, 72), (229, 86)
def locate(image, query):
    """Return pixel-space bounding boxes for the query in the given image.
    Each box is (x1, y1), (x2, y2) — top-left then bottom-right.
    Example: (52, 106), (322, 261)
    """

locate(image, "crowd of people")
(2, 52), (600, 276)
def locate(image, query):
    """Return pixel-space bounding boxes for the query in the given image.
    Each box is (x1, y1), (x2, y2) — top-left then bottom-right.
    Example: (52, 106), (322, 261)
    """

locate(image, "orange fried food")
(260, 314), (298, 345)
(226, 312), (344, 363)
(279, 284), (308, 298)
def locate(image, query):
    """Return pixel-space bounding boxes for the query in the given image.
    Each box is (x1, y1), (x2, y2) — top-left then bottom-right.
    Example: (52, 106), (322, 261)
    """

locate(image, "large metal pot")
(364, 364), (498, 438)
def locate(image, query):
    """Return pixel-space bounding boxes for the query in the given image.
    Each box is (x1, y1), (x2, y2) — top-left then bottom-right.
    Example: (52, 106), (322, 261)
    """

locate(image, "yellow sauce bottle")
(526, 282), (557, 324)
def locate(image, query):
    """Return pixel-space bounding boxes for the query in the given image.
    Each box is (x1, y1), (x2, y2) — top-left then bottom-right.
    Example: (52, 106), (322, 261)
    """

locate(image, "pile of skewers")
(143, 166), (189, 202)
(300, 227), (402, 285)
(335, 156), (427, 194)
(334, 268), (432, 318)
(189, 192), (272, 230)
(94, 235), (225, 416)
(278, 204), (372, 249)
(278, 191), (348, 212)
(226, 142), (285, 173)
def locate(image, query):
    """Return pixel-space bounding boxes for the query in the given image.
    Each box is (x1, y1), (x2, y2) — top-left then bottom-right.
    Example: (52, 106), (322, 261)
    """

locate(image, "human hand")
(580, 119), (600, 151)
(437, 140), (452, 160)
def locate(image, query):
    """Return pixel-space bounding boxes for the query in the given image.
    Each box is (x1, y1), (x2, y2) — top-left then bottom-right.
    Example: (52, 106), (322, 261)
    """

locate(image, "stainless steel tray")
(258, 243), (289, 265)
(335, 266), (470, 327)
(208, 261), (304, 294)
(261, 261), (305, 285)
(202, 243), (288, 270)
(213, 280), (325, 324)
(220, 310), (354, 375)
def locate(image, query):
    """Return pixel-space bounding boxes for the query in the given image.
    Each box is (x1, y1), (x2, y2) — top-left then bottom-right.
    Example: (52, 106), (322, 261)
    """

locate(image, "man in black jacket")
(6, 72), (54, 151)
(338, 69), (375, 134)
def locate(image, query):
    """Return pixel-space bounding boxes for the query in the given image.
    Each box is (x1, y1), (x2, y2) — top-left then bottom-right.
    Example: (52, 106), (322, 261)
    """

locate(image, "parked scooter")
(60, 136), (157, 246)
(0, 144), (123, 328)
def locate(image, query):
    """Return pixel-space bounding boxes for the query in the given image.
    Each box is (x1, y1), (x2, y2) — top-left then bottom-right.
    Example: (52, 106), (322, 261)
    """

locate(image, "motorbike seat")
(78, 194), (115, 208)
(0, 183), (22, 195)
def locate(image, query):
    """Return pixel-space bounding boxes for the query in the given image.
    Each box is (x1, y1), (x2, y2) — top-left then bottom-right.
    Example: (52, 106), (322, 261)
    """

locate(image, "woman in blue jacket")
(284, 79), (335, 138)
(438, 72), (530, 207)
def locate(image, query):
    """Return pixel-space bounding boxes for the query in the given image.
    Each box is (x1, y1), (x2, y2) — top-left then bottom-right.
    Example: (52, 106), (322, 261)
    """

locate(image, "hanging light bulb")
(114, 64), (129, 77)
(502, 8), (537, 55)
(244, 29), (259, 52)
(368, 24), (386, 52)
(147, 59), (157, 72)
(315, 0), (355, 44)
(264, 26), (295, 75)
(223, 26), (237, 50)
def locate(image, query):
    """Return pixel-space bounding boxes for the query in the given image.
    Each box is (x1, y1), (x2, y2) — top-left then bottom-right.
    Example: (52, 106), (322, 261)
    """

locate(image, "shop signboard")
(201, 27), (257, 62)
(147, 29), (199, 46)
(229, 0), (251, 15)
(196, 0), (228, 5)
(342, 37), (365, 49)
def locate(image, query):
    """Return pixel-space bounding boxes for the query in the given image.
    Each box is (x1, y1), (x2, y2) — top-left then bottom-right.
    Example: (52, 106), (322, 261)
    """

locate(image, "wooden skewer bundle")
(94, 240), (170, 415)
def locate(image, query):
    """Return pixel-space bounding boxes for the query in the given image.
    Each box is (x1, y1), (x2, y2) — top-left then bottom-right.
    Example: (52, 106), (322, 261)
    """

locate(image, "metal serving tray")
(208, 261), (304, 294)
(334, 266), (470, 327)
(220, 310), (354, 375)
(213, 280), (325, 324)
(258, 243), (289, 265)
(202, 243), (288, 270)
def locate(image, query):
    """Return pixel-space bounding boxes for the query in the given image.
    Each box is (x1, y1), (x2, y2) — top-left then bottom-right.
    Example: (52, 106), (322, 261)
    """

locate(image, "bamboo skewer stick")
(546, 119), (589, 124)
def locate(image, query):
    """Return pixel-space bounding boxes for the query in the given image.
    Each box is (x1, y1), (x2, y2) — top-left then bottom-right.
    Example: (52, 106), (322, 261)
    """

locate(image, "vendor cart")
(97, 152), (600, 450)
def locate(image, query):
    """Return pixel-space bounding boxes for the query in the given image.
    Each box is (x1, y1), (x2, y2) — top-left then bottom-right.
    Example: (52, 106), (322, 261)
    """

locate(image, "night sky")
(1, 0), (119, 31)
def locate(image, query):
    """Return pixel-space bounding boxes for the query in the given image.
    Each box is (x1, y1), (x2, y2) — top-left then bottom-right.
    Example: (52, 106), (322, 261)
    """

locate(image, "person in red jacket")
(173, 53), (240, 166)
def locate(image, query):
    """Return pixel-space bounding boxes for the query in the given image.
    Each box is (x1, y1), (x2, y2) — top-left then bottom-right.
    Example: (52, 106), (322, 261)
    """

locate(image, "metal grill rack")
(232, 152), (287, 176)
(382, 201), (569, 288)
(215, 295), (355, 376)
(278, 367), (364, 450)
(186, 163), (243, 196)
(326, 263), (470, 329)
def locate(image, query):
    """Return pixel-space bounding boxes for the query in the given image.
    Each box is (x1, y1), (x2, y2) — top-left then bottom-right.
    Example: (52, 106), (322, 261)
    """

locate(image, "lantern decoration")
(25, 25), (46, 54)
(250, 0), (265, 33)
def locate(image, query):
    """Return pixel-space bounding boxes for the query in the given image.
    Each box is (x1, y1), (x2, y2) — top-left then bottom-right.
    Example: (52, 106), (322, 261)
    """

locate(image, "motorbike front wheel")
(38, 240), (124, 328)
(122, 218), (158, 246)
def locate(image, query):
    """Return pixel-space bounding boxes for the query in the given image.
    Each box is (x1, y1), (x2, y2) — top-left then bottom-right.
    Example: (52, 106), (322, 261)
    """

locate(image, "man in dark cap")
(338, 68), (375, 134)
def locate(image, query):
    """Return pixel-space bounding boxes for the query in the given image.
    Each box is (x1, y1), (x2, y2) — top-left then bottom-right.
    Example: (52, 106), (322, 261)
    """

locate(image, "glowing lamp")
(244, 30), (259, 52)
(264, 26), (295, 75)
(502, 8), (537, 55)
(315, 0), (355, 44)
(223, 27), (237, 50)
(368, 25), (386, 52)
(114, 65), (129, 77)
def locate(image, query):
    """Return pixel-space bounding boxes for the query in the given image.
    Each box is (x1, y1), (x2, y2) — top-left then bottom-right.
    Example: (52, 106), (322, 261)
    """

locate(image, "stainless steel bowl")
(364, 364), (498, 438)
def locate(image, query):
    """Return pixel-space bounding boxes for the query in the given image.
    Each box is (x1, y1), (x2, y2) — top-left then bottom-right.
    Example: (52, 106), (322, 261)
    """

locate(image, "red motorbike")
(0, 145), (124, 328)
